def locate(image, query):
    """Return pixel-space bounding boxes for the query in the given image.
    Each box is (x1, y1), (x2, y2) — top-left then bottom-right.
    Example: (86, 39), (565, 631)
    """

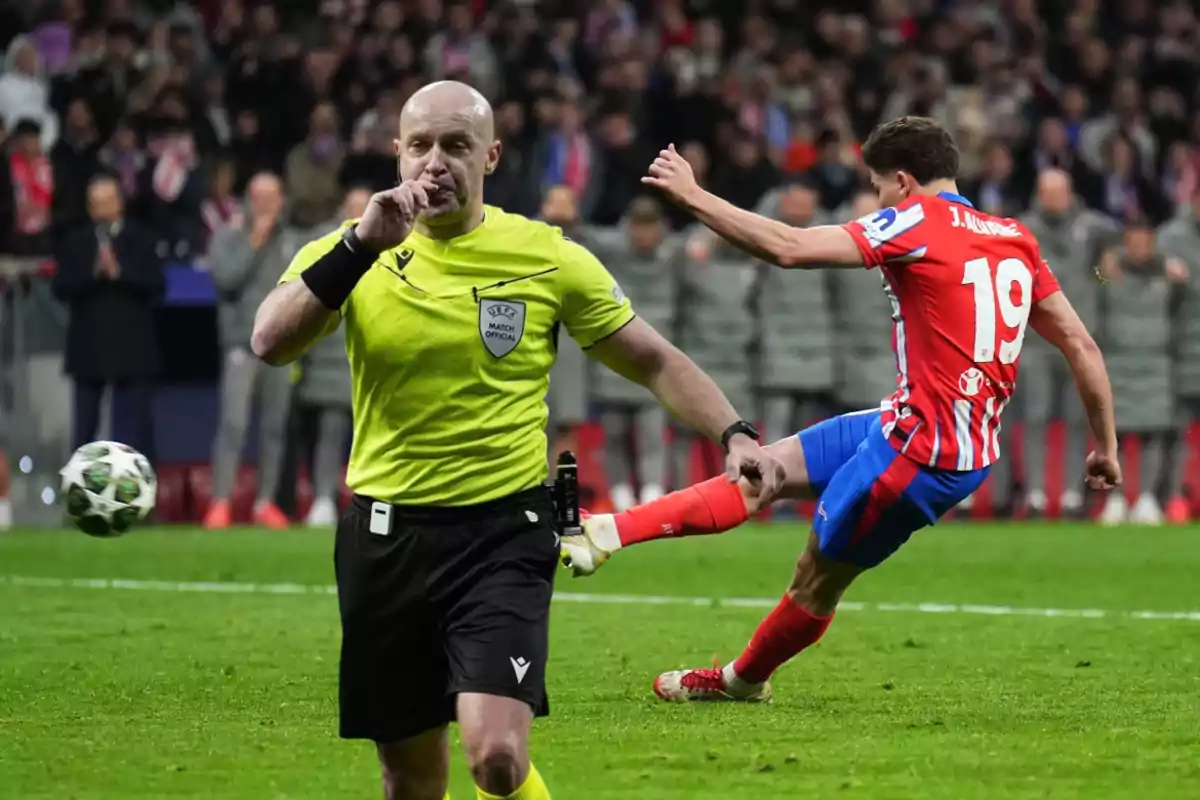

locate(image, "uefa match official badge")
(479, 298), (526, 357)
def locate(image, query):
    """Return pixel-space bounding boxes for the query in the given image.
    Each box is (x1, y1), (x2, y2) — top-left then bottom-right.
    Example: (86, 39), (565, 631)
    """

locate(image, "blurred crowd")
(0, 0), (1199, 529)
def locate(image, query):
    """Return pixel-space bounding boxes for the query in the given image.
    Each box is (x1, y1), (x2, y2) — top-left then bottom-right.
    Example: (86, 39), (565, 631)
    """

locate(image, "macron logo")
(510, 656), (531, 684)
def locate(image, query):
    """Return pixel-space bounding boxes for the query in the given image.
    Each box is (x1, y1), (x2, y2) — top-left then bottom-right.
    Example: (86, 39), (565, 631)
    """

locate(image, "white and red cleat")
(652, 662), (773, 703)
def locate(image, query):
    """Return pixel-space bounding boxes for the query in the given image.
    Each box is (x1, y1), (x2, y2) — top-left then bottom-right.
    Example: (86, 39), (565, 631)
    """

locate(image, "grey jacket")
(1019, 203), (1118, 342)
(676, 232), (757, 413)
(753, 190), (836, 393)
(1098, 255), (1176, 432)
(209, 222), (303, 350)
(1156, 215), (1200, 397)
(581, 224), (682, 405)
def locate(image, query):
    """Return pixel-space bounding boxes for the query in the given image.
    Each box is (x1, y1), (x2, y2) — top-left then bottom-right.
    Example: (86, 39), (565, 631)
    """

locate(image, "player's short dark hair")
(861, 116), (960, 185)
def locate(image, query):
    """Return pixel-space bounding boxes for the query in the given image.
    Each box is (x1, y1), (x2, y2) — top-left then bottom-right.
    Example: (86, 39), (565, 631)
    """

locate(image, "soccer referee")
(250, 81), (784, 800)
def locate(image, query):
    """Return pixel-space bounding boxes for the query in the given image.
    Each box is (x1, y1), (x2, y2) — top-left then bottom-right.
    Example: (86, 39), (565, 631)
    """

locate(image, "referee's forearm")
(645, 349), (741, 444)
(251, 281), (337, 366)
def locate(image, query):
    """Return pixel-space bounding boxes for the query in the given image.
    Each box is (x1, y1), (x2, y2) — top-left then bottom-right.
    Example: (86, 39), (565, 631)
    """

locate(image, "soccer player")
(249, 81), (785, 800)
(561, 116), (1123, 702)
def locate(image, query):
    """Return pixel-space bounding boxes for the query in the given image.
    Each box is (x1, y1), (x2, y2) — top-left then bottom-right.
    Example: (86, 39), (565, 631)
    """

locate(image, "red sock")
(614, 477), (749, 547)
(732, 595), (833, 684)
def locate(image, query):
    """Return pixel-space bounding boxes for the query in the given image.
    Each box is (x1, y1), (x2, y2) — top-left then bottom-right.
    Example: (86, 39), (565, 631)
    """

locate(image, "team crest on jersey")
(856, 204), (925, 248)
(479, 299), (526, 357)
(958, 367), (985, 396)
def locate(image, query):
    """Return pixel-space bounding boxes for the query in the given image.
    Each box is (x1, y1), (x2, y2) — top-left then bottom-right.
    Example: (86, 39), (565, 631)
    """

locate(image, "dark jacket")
(52, 218), (164, 380)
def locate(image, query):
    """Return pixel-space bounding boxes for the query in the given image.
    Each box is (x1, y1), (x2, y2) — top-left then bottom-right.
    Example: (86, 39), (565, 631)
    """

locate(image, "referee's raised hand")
(356, 179), (440, 252)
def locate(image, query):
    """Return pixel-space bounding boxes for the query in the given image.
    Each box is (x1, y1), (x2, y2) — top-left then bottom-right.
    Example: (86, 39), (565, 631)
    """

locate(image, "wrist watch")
(720, 420), (761, 451)
(341, 224), (378, 256)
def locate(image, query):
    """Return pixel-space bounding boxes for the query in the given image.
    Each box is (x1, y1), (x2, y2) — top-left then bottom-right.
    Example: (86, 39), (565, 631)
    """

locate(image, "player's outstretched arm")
(588, 317), (785, 502)
(1029, 291), (1122, 490)
(642, 144), (864, 268)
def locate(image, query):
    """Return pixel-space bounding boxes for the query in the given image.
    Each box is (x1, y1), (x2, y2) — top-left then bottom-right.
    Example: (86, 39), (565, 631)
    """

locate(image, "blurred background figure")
(52, 175), (162, 463)
(1155, 191), (1200, 524)
(540, 186), (591, 476)
(827, 190), (898, 415)
(672, 229), (756, 488)
(1016, 169), (1118, 518)
(1, 120), (54, 258)
(0, 427), (9, 529)
(285, 103), (345, 230)
(753, 183), (835, 445)
(205, 172), (296, 530)
(1095, 219), (1187, 526)
(0, 36), (58, 152)
(585, 195), (678, 510)
(291, 187), (365, 527)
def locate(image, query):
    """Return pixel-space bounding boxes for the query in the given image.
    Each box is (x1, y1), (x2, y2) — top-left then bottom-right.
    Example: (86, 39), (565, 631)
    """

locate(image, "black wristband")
(300, 230), (377, 310)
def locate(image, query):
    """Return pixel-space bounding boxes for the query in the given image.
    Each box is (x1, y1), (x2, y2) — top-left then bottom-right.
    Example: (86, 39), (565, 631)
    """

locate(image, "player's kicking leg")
(653, 421), (988, 703)
(560, 409), (883, 576)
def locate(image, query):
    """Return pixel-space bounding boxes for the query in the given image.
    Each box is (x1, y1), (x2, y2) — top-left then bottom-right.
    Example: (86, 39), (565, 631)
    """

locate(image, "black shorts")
(335, 486), (560, 743)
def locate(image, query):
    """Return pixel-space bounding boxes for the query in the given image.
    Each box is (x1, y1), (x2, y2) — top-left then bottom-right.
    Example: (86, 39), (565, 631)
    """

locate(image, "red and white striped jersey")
(841, 192), (1061, 472)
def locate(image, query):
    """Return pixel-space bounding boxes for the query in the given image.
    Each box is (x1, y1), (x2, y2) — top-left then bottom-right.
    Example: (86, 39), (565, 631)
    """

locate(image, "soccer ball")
(60, 441), (157, 537)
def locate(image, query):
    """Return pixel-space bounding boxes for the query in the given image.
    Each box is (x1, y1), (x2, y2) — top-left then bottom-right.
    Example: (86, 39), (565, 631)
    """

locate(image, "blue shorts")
(797, 411), (989, 568)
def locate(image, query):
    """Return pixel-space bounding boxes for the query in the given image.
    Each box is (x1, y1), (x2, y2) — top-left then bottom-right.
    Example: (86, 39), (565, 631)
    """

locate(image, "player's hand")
(642, 143), (700, 206)
(356, 179), (439, 253)
(1084, 451), (1122, 492)
(724, 435), (786, 505)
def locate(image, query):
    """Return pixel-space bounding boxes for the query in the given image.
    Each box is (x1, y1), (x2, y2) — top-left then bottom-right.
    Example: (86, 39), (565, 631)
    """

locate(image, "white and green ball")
(60, 441), (157, 537)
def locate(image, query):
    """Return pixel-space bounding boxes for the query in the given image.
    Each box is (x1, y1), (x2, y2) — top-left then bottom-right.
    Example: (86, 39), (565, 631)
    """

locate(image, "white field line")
(3, 574), (1200, 622)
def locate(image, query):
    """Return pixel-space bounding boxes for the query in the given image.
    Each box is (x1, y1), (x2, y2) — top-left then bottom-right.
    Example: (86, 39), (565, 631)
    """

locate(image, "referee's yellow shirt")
(279, 206), (635, 506)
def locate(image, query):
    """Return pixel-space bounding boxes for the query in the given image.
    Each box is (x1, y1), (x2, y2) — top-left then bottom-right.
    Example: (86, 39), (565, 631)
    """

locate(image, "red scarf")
(9, 151), (53, 235)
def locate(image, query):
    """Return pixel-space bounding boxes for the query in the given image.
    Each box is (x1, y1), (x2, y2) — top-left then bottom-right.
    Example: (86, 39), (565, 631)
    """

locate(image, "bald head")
(401, 80), (494, 143)
(1036, 169), (1073, 215)
(247, 171), (284, 220)
(396, 81), (500, 227)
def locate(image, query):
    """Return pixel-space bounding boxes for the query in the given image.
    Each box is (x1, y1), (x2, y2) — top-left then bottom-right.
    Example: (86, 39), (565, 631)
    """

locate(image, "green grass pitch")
(2, 522), (1199, 799)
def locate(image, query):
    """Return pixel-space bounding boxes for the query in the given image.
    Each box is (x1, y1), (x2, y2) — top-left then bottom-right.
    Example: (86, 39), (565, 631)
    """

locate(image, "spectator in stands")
(1096, 218), (1188, 525)
(672, 226), (756, 485)
(963, 140), (1023, 218)
(194, 70), (233, 156)
(50, 97), (101, 235)
(1100, 132), (1169, 224)
(52, 175), (162, 463)
(339, 108), (396, 193)
(1155, 190), (1200, 524)
(710, 130), (778, 211)
(423, 1), (500, 99)
(198, 155), (242, 260)
(1, 119), (54, 258)
(1017, 169), (1118, 518)
(586, 196), (678, 510)
(483, 97), (537, 216)
(140, 117), (204, 259)
(0, 35), (58, 152)
(285, 102), (344, 229)
(294, 186), (366, 527)
(753, 183), (836, 445)
(804, 128), (856, 212)
(205, 172), (296, 530)
(539, 185), (591, 472)
(828, 188), (897, 414)
(1016, 117), (1103, 210)
(533, 97), (598, 219)
(590, 109), (658, 226)
(229, 108), (277, 194)
(96, 116), (145, 202)
(71, 21), (142, 142)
